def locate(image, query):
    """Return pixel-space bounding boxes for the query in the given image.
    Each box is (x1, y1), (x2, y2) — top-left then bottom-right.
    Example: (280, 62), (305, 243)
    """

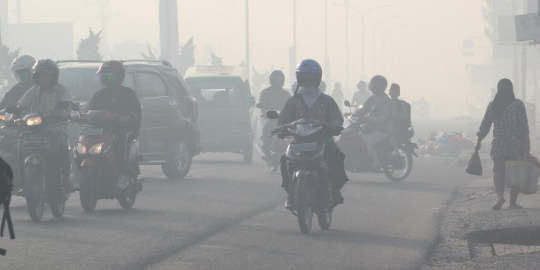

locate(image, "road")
(1, 153), (470, 270)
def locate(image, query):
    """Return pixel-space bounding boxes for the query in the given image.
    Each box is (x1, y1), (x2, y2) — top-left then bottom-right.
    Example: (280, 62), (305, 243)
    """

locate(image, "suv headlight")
(76, 143), (87, 155)
(88, 143), (103, 155)
(26, 116), (42, 126)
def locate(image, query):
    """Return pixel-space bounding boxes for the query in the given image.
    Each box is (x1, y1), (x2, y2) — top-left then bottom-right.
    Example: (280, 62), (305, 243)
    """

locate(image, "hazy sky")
(4, 0), (491, 116)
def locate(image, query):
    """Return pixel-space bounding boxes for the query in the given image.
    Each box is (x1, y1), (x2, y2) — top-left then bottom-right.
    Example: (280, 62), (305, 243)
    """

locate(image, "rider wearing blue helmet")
(278, 59), (349, 207)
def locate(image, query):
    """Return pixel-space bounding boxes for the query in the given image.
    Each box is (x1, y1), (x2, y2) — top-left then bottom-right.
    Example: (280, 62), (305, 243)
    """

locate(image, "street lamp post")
(344, 0), (349, 92)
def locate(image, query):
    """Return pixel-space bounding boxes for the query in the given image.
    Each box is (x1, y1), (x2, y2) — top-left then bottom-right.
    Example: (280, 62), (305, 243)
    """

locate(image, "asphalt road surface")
(1, 152), (470, 270)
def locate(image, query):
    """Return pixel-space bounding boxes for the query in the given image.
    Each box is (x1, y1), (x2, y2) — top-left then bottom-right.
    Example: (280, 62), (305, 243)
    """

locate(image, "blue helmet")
(296, 59), (322, 88)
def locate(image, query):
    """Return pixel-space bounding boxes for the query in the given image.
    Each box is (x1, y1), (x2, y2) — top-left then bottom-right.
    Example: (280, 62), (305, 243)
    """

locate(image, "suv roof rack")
(56, 60), (104, 64)
(121, 60), (172, 67)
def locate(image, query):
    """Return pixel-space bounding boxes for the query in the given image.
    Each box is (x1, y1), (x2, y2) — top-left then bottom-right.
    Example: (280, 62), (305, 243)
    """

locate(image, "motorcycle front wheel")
(383, 148), (413, 182)
(295, 175), (313, 234)
(24, 166), (46, 222)
(80, 167), (99, 212)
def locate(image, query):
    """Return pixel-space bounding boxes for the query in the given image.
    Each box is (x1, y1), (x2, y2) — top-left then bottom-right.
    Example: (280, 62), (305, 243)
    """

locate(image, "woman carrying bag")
(475, 78), (530, 210)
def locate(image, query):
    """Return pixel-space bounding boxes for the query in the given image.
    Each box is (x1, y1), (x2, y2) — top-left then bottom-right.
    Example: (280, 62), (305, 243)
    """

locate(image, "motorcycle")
(6, 102), (73, 222)
(267, 111), (335, 234)
(254, 110), (287, 172)
(74, 110), (143, 212)
(337, 100), (418, 182)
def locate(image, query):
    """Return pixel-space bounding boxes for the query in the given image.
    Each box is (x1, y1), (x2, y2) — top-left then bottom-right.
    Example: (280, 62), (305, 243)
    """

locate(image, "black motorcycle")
(337, 101), (417, 182)
(7, 103), (73, 222)
(268, 111), (335, 234)
(74, 110), (143, 212)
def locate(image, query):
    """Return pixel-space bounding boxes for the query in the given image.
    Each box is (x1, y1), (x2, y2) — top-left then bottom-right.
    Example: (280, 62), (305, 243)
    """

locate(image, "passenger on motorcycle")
(0, 55), (36, 110)
(86, 60), (142, 189)
(17, 59), (75, 193)
(352, 75), (394, 166)
(279, 59), (349, 207)
(389, 83), (412, 141)
(258, 70), (291, 155)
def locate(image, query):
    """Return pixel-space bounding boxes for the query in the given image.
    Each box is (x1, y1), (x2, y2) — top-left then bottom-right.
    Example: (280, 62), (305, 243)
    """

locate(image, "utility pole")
(245, 0), (250, 82)
(86, 0), (118, 44)
(343, 0), (349, 93)
(16, 0), (21, 24)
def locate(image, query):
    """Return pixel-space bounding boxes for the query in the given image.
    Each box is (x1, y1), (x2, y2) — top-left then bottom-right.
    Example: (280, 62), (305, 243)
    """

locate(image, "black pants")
(280, 141), (349, 194)
(113, 132), (131, 176)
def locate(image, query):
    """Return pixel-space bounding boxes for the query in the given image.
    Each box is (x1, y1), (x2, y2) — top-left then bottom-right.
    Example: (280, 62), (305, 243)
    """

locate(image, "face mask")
(101, 73), (119, 88)
(299, 86), (322, 108)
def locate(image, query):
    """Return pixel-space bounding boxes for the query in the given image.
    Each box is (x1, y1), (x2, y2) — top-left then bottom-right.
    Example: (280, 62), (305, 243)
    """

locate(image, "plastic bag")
(465, 151), (482, 176)
(505, 160), (540, 195)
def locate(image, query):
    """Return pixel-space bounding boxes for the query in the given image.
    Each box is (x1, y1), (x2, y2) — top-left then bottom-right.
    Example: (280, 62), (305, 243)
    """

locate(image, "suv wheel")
(162, 138), (192, 179)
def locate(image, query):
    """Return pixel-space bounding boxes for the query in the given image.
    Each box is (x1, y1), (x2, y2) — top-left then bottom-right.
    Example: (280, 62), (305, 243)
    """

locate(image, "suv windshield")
(59, 68), (100, 101)
(189, 82), (246, 107)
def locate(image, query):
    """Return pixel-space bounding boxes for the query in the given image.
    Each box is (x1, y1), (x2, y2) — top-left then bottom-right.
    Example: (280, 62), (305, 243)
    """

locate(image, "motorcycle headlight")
(26, 116), (42, 126)
(76, 143), (87, 155)
(88, 143), (103, 155)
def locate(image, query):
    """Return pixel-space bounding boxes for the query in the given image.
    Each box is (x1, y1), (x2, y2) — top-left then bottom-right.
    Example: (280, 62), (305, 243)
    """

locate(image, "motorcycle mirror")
(344, 100), (351, 107)
(266, 111), (279, 120)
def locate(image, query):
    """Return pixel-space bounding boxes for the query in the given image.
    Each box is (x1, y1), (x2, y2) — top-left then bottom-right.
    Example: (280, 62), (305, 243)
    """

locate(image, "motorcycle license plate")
(290, 142), (318, 152)
(0, 128), (18, 137)
(24, 136), (50, 150)
(81, 128), (104, 136)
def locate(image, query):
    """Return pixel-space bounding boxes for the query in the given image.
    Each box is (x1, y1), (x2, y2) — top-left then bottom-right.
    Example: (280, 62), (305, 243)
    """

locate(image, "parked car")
(57, 60), (201, 179)
(184, 66), (256, 163)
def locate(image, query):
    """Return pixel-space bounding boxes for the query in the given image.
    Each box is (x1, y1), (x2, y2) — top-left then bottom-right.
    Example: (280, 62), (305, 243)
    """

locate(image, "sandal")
(492, 199), (505, 210)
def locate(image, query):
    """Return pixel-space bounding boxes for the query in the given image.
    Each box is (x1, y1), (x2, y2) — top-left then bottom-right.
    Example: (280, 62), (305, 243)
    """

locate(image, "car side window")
(122, 73), (136, 89)
(137, 72), (168, 98)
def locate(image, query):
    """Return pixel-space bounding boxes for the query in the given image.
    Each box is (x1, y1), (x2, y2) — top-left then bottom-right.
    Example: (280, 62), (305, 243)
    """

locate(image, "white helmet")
(11, 54), (36, 72)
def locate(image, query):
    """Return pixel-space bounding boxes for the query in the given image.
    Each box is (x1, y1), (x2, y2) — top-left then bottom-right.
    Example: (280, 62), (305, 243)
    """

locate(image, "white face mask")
(299, 86), (322, 108)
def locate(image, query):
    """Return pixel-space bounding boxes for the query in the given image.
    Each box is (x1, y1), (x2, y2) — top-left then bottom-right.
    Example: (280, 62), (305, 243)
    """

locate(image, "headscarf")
(492, 78), (515, 120)
(299, 86), (322, 108)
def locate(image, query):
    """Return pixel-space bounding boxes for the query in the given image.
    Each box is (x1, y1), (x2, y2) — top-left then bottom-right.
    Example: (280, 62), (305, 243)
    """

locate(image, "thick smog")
(0, 0), (539, 269)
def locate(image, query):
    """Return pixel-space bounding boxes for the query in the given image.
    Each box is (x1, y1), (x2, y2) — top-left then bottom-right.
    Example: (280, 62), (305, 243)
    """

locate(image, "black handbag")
(465, 151), (483, 176)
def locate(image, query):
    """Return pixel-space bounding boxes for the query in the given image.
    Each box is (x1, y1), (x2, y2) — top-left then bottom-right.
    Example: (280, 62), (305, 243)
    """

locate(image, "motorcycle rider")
(278, 59), (349, 207)
(331, 82), (345, 111)
(389, 83), (411, 141)
(0, 55), (36, 110)
(352, 80), (370, 107)
(353, 75), (394, 166)
(258, 70), (291, 155)
(85, 60), (142, 189)
(17, 59), (75, 193)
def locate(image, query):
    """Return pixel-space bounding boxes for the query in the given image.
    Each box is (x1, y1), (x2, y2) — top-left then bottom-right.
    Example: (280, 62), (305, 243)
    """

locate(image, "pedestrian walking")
(475, 78), (530, 210)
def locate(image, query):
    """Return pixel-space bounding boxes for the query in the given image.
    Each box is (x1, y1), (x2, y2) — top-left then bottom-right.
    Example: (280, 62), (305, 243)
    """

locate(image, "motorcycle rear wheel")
(118, 193), (136, 209)
(384, 148), (413, 182)
(317, 210), (332, 230)
(80, 167), (98, 212)
(50, 198), (66, 218)
(295, 176), (313, 234)
(24, 167), (45, 222)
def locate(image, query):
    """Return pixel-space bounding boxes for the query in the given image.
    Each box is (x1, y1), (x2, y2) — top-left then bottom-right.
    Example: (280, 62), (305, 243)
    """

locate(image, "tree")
(482, 0), (512, 44)
(77, 28), (103, 61)
(178, 37), (195, 75)
(211, 52), (223, 66)
(0, 38), (20, 91)
(141, 43), (158, 60)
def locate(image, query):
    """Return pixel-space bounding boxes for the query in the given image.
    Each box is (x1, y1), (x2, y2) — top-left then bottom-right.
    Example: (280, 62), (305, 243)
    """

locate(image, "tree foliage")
(178, 37), (195, 75)
(77, 28), (103, 61)
(0, 39), (20, 90)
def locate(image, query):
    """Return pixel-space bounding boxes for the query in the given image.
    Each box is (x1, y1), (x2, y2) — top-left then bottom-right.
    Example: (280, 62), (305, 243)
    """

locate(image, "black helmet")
(369, 75), (388, 93)
(269, 70), (285, 88)
(33, 59), (59, 86)
(389, 83), (400, 96)
(296, 59), (322, 88)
